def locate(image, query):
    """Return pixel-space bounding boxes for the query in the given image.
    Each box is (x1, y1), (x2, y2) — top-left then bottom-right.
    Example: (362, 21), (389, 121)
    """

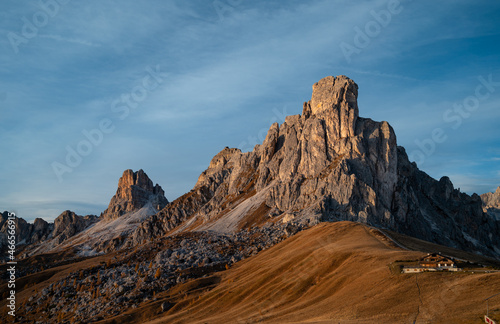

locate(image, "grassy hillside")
(141, 222), (500, 324)
(3, 221), (500, 323)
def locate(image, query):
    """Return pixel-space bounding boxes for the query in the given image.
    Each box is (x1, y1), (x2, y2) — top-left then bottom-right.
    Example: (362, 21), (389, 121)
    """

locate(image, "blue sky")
(1, 0), (499, 222)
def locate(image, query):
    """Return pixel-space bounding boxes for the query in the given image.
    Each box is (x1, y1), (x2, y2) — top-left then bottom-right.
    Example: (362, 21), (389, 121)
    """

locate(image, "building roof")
(419, 253), (455, 266)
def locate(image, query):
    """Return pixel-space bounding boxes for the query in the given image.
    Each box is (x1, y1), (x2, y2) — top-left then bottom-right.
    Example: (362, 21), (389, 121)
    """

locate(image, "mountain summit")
(101, 169), (168, 220)
(131, 75), (500, 257)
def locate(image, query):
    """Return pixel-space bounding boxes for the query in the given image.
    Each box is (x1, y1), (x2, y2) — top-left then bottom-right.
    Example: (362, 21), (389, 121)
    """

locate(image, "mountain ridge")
(130, 75), (500, 258)
(3, 75), (500, 323)
(0, 169), (168, 258)
(3, 75), (499, 260)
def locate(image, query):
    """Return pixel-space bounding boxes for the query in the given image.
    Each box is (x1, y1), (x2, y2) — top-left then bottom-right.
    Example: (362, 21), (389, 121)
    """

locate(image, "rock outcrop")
(0, 212), (52, 248)
(482, 186), (500, 220)
(30, 218), (52, 242)
(101, 169), (169, 220)
(0, 210), (98, 252)
(131, 75), (500, 258)
(482, 186), (500, 208)
(52, 210), (99, 244)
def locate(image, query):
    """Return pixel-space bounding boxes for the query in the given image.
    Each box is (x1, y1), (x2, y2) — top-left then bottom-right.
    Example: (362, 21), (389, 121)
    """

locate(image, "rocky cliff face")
(52, 210), (99, 244)
(0, 212), (53, 248)
(482, 187), (500, 220)
(0, 210), (98, 252)
(101, 169), (169, 220)
(132, 75), (500, 258)
(482, 187), (500, 208)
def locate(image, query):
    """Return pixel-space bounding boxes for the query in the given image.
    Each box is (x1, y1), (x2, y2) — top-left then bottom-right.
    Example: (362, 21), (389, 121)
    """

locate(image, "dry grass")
(143, 222), (500, 324)
(4, 221), (500, 323)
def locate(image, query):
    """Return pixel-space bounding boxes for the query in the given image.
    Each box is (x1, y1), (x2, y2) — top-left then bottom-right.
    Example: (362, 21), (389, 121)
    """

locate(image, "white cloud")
(1, 0), (500, 220)
(38, 34), (101, 47)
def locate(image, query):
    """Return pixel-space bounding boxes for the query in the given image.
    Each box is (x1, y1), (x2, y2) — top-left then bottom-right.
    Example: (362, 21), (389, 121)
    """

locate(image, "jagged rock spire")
(102, 169), (168, 220)
(306, 75), (359, 138)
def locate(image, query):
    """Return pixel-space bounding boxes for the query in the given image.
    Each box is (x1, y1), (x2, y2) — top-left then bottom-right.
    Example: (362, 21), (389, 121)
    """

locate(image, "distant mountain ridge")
(0, 169), (168, 258)
(0, 210), (98, 257)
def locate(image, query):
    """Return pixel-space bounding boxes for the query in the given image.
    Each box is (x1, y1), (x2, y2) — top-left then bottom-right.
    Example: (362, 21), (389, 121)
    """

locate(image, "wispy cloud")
(1, 0), (499, 221)
(38, 34), (101, 47)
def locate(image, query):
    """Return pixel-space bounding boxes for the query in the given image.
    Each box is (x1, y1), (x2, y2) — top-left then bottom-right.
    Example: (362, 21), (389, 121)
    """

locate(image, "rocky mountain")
(20, 169), (169, 256)
(482, 186), (500, 220)
(0, 210), (97, 255)
(0, 212), (51, 248)
(101, 169), (169, 220)
(130, 75), (500, 258)
(8, 77), (497, 259)
(52, 210), (99, 244)
(0, 169), (168, 259)
(4, 75), (500, 324)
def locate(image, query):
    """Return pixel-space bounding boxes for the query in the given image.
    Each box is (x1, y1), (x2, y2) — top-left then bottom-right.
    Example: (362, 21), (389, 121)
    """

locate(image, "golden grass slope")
(146, 221), (500, 324)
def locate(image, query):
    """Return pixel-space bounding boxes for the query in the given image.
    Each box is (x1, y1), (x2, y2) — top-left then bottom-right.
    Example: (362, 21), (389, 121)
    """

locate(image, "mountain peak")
(102, 169), (168, 220)
(310, 75), (358, 114)
(117, 169), (164, 198)
(302, 75), (359, 141)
